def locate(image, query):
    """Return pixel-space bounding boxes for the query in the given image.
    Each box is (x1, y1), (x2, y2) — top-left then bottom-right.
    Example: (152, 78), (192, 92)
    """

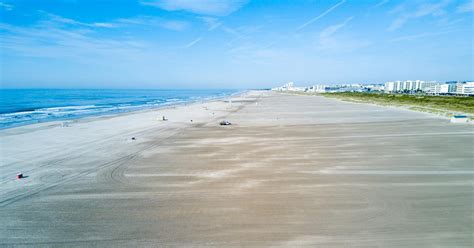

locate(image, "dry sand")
(1, 91), (473, 247)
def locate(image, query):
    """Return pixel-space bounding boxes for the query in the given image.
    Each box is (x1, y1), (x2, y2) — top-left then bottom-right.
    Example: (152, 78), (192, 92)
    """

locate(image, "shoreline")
(0, 90), (247, 133)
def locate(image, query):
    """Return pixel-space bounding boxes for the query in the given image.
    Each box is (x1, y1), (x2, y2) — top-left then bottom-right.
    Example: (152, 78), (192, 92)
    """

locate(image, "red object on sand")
(17, 173), (23, 179)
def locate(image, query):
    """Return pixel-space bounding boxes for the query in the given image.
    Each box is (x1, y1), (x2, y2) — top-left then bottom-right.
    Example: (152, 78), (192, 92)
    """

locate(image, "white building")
(272, 82), (294, 91)
(426, 84), (441, 94)
(456, 82), (474, 95)
(420, 81), (439, 92)
(384, 81), (397, 92)
(272, 82), (312, 92)
(385, 80), (431, 93)
(366, 84), (384, 91)
(403, 80), (423, 91)
(313, 85), (326, 93)
(433, 83), (457, 94)
(439, 84), (450, 94)
(292, 87), (308, 92)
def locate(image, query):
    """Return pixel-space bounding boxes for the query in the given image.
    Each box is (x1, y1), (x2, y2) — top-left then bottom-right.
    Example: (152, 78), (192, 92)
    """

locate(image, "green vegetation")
(320, 92), (474, 116)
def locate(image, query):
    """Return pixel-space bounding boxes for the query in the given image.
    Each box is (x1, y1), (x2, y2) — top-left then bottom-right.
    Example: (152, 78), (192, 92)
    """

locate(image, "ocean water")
(0, 89), (239, 129)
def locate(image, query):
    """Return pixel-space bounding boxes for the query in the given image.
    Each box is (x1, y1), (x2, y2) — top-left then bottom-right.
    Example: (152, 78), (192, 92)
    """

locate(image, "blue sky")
(0, 0), (473, 89)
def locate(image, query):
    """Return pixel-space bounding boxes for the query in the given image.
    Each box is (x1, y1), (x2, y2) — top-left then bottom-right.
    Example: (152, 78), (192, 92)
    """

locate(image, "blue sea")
(0, 89), (239, 129)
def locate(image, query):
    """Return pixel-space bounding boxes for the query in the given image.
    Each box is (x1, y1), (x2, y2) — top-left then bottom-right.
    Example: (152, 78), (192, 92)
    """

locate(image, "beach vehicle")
(450, 115), (469, 123)
(220, 120), (232, 125)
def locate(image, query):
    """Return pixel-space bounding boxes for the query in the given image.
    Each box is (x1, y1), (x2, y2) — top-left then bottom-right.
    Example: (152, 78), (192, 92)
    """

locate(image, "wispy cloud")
(389, 29), (454, 42)
(261, 1), (348, 51)
(91, 22), (118, 28)
(320, 16), (354, 39)
(0, 14), (150, 64)
(315, 16), (366, 53)
(365, 0), (389, 18)
(225, 24), (264, 46)
(436, 17), (463, 28)
(457, 0), (474, 13)
(316, 37), (372, 53)
(388, 17), (407, 31)
(199, 16), (222, 31)
(297, 0), (346, 31)
(184, 37), (202, 48)
(388, 0), (452, 31)
(0, 2), (13, 11)
(374, 0), (389, 8)
(116, 16), (189, 31)
(39, 12), (189, 31)
(0, 27), (146, 63)
(35, 12), (118, 29)
(197, 14), (264, 51)
(141, 0), (248, 16)
(221, 25), (241, 37)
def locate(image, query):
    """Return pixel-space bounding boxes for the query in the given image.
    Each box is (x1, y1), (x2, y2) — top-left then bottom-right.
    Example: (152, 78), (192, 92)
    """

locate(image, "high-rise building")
(456, 82), (474, 95)
(385, 80), (436, 93)
(384, 81), (397, 92)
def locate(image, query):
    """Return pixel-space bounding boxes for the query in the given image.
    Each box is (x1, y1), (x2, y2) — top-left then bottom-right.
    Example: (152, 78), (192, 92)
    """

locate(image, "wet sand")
(1, 91), (473, 247)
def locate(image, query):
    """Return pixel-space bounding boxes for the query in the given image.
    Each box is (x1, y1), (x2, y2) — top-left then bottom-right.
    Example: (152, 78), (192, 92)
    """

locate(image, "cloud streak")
(184, 37), (202, 48)
(374, 0), (389, 8)
(116, 16), (189, 31)
(199, 16), (222, 31)
(319, 16), (354, 38)
(314, 16), (366, 53)
(38, 12), (189, 31)
(457, 0), (474, 13)
(297, 0), (346, 31)
(388, 0), (452, 31)
(0, 2), (13, 11)
(389, 29), (454, 42)
(141, 0), (248, 16)
(0, 14), (151, 64)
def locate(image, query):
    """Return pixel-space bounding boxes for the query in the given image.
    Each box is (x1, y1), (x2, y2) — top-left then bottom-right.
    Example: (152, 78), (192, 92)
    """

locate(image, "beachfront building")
(383, 80), (474, 95)
(312, 85), (327, 93)
(426, 84), (443, 94)
(422, 82), (438, 94)
(444, 82), (458, 94)
(456, 82), (474, 95)
(439, 84), (451, 94)
(425, 81), (472, 95)
(365, 84), (384, 91)
(384, 81), (397, 92)
(272, 82), (310, 92)
(272, 82), (294, 91)
(385, 80), (440, 93)
(385, 80), (422, 93)
(292, 86), (308, 92)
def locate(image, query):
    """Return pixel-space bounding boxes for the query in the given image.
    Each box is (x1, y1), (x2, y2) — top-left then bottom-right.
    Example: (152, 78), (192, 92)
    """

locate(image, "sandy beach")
(0, 91), (473, 247)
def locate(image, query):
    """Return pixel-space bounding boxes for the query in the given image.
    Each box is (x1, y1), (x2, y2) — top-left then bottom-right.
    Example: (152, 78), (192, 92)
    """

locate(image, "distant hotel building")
(272, 82), (308, 92)
(384, 80), (473, 95)
(457, 82), (474, 95)
(308, 85), (327, 93)
(384, 80), (437, 93)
